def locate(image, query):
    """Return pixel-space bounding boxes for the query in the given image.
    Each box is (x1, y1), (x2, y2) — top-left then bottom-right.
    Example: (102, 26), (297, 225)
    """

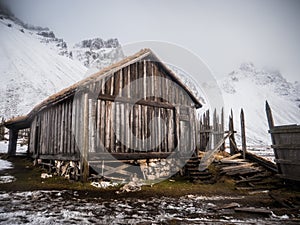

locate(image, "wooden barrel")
(270, 125), (300, 181)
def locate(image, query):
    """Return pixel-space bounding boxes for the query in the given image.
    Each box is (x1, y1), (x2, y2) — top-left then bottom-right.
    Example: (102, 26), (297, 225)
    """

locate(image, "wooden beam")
(8, 129), (18, 156)
(98, 94), (174, 109)
(32, 154), (80, 161)
(89, 152), (173, 160)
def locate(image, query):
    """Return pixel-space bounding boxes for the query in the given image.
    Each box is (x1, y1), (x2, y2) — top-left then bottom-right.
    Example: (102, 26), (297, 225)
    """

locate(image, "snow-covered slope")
(0, 14), (87, 119)
(219, 62), (300, 145)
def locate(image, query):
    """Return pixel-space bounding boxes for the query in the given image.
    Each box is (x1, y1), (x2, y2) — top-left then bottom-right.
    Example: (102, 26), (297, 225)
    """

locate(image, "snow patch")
(0, 175), (15, 184)
(0, 158), (13, 171)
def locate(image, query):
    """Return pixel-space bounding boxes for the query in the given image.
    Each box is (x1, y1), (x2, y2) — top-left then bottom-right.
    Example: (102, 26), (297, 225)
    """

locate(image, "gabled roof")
(5, 48), (202, 129)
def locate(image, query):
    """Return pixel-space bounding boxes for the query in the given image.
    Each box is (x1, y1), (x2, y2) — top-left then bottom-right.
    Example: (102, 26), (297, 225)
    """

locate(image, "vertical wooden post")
(213, 108), (217, 149)
(265, 101), (281, 173)
(220, 107), (225, 151)
(229, 109), (237, 155)
(81, 93), (89, 182)
(240, 108), (247, 159)
(175, 106), (180, 151)
(8, 129), (18, 156)
(265, 100), (274, 130)
(89, 99), (96, 153)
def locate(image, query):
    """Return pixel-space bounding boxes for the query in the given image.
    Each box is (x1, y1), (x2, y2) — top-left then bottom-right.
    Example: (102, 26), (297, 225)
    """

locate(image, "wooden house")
(5, 48), (202, 179)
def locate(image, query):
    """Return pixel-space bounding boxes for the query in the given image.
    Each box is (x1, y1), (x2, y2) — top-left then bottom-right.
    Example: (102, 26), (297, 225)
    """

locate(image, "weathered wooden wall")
(28, 59), (197, 160)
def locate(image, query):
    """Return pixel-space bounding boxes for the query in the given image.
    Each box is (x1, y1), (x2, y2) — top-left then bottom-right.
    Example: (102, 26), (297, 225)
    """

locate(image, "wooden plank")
(133, 104), (138, 151)
(122, 103), (128, 153)
(199, 131), (233, 171)
(191, 107), (196, 153)
(175, 106), (180, 151)
(89, 99), (96, 153)
(167, 109), (174, 152)
(98, 94), (174, 109)
(145, 60), (151, 99)
(265, 100), (274, 129)
(65, 101), (70, 155)
(138, 104), (142, 151)
(129, 103), (134, 152)
(240, 108), (247, 159)
(245, 151), (277, 172)
(229, 110), (238, 155)
(110, 72), (114, 96)
(110, 102), (115, 152)
(71, 100), (75, 154)
(59, 103), (64, 154)
(81, 93), (89, 182)
(99, 100), (106, 152)
(114, 71), (120, 96)
(96, 99), (101, 152)
(53, 105), (57, 154)
(37, 154), (80, 161)
(234, 207), (272, 215)
(144, 105), (148, 151)
(119, 103), (125, 153)
(123, 66), (128, 98)
(115, 102), (121, 152)
(69, 101), (73, 154)
(105, 76), (112, 96)
(147, 106), (152, 151)
(89, 152), (173, 160)
(160, 108), (165, 152)
(105, 101), (111, 151)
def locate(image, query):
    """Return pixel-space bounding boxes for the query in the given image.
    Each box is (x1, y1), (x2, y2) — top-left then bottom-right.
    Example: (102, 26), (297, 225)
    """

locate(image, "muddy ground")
(0, 155), (300, 224)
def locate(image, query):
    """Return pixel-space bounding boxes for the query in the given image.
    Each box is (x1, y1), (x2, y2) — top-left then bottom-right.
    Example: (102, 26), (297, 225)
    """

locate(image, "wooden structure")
(266, 101), (300, 181)
(5, 49), (202, 180)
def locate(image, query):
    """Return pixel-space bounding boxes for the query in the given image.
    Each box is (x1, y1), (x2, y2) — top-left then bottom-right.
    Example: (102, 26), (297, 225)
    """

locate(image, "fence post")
(240, 108), (247, 159)
(229, 109), (238, 155)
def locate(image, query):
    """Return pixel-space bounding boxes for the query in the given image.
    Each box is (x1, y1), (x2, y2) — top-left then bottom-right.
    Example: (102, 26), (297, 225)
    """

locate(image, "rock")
(41, 173), (52, 179)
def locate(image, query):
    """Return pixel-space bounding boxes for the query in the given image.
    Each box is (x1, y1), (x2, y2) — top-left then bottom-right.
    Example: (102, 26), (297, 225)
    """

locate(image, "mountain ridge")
(219, 62), (300, 145)
(0, 13), (123, 119)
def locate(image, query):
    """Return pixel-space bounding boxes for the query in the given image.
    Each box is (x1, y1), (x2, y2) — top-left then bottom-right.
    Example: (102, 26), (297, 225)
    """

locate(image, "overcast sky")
(1, 0), (300, 82)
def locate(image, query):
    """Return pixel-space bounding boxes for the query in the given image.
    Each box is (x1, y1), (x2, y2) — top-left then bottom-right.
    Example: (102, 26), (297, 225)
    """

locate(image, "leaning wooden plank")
(245, 151), (277, 172)
(221, 163), (255, 172)
(220, 159), (248, 164)
(226, 167), (264, 176)
(234, 207), (272, 215)
(199, 131), (232, 171)
(221, 153), (242, 161)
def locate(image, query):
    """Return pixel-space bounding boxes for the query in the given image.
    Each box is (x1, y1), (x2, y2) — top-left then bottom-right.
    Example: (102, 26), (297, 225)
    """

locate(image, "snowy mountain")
(0, 13), (87, 119)
(0, 11), (123, 120)
(71, 38), (124, 70)
(219, 62), (300, 146)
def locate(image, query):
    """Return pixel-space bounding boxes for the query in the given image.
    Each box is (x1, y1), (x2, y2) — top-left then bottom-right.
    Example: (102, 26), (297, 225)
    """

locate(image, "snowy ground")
(0, 141), (17, 184)
(0, 156), (15, 184)
(0, 191), (295, 225)
(0, 140), (27, 154)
